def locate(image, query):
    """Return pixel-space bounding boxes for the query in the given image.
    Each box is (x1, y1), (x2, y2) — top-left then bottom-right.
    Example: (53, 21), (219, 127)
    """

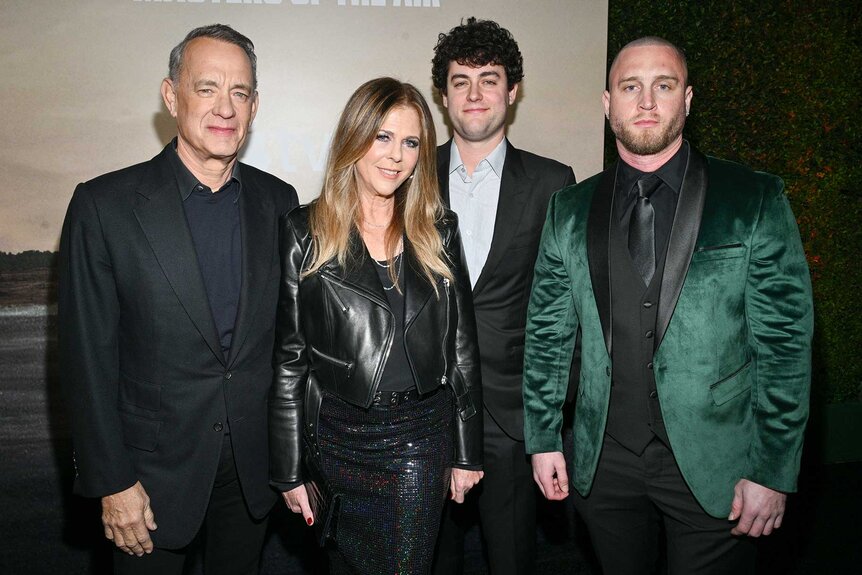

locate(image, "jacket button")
(605, 366), (611, 376)
(213, 422), (224, 432)
(649, 390), (658, 398)
(647, 362), (654, 370)
(643, 301), (653, 308)
(645, 330), (654, 338)
(224, 372), (232, 380)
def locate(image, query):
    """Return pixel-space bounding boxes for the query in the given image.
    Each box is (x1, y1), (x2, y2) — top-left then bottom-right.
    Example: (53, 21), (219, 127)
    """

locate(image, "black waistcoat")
(605, 218), (671, 454)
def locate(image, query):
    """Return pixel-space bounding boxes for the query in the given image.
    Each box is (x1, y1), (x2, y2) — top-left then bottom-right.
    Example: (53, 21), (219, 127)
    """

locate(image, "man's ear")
(250, 91), (259, 124)
(160, 78), (177, 117)
(507, 82), (519, 105)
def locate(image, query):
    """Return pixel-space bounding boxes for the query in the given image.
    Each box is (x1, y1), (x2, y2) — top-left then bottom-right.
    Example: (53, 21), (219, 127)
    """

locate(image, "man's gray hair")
(168, 24), (257, 91)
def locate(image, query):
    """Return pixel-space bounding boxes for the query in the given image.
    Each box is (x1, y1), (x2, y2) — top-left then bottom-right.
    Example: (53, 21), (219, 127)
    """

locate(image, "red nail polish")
(306, 517), (314, 526)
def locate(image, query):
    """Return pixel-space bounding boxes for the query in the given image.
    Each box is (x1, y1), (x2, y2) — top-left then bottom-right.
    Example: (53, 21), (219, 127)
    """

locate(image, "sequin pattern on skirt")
(318, 389), (453, 575)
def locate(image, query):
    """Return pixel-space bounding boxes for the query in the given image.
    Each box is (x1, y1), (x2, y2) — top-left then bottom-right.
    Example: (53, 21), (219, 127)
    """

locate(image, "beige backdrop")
(0, 0), (608, 253)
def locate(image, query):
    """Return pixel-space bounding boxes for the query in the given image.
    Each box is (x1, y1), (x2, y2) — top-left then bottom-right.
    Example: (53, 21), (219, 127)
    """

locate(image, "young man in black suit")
(58, 24), (298, 574)
(431, 18), (576, 575)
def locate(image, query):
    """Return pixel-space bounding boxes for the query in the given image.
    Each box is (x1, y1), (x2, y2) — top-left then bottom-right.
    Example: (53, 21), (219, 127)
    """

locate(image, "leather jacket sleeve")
(269, 210), (309, 486)
(444, 215), (484, 468)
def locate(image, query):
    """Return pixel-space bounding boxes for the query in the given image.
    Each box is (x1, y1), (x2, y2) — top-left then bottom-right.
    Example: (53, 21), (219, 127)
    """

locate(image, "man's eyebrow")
(450, 70), (502, 81)
(616, 74), (680, 84)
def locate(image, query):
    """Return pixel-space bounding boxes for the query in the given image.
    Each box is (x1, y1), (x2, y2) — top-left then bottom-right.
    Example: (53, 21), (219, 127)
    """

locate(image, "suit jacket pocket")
(709, 360), (752, 405)
(119, 411), (161, 452)
(118, 373), (161, 412)
(692, 243), (745, 262)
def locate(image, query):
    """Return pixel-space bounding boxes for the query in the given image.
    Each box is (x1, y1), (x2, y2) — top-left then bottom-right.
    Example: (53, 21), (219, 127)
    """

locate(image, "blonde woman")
(270, 77), (483, 574)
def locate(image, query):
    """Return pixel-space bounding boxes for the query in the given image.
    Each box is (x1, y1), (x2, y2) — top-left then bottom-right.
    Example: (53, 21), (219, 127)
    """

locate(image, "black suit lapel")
(655, 147), (708, 349)
(133, 151), (225, 365)
(437, 140), (451, 205)
(227, 167), (273, 367)
(472, 142), (532, 295)
(587, 165), (618, 355)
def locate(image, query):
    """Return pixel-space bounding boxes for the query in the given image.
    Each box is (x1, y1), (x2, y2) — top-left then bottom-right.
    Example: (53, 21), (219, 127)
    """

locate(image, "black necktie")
(628, 174), (662, 284)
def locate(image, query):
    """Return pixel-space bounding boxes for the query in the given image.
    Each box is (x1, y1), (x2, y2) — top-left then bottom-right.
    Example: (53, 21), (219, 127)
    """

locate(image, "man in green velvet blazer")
(523, 37), (812, 573)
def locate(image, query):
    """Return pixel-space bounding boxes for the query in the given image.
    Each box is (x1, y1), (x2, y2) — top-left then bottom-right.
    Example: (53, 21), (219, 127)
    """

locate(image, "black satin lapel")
(437, 141), (451, 205)
(403, 240), (435, 328)
(473, 148), (530, 295)
(227, 177), (272, 366)
(587, 166), (617, 354)
(133, 161), (225, 365)
(655, 147), (708, 349)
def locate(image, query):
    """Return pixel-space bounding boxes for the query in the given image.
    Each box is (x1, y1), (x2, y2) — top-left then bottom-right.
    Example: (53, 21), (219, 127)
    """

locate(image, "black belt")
(370, 388), (438, 408)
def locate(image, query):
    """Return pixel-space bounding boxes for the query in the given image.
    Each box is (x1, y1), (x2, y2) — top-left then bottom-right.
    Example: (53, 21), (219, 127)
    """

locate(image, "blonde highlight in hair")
(305, 77), (452, 291)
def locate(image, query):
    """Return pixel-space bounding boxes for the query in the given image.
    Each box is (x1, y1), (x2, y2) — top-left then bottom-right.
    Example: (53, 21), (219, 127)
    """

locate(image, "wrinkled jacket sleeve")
(744, 178), (813, 491)
(445, 217), (483, 468)
(269, 211), (309, 487)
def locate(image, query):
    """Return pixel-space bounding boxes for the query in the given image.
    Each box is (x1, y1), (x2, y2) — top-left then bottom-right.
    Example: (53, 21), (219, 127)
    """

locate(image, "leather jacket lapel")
(322, 232), (389, 308)
(403, 238), (436, 328)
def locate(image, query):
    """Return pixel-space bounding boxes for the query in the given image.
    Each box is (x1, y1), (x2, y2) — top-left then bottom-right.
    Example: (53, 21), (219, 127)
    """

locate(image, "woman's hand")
(450, 468), (484, 503)
(282, 484), (315, 526)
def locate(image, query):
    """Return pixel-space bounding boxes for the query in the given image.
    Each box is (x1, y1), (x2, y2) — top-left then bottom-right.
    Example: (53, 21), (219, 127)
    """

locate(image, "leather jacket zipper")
(320, 274), (348, 312)
(440, 278), (451, 386)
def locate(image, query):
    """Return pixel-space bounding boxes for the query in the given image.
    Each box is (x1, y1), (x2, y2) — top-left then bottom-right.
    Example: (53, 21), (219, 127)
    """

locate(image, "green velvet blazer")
(523, 145), (813, 517)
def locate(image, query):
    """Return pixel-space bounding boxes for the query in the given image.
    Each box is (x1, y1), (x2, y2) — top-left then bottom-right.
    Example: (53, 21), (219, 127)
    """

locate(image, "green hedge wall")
(605, 1), (861, 403)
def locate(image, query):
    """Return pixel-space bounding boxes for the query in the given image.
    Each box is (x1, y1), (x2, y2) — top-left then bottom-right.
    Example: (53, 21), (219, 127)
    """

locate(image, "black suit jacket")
(58, 144), (298, 548)
(437, 139), (575, 439)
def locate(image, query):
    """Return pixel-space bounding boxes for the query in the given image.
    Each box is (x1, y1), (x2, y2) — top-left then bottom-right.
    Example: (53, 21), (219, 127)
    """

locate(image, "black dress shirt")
(614, 141), (690, 261)
(167, 140), (243, 357)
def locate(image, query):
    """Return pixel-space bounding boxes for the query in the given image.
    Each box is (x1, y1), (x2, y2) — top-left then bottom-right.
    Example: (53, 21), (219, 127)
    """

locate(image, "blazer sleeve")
(269, 212), (309, 487)
(523, 191), (580, 455)
(58, 183), (138, 498)
(744, 178), (813, 491)
(446, 217), (484, 469)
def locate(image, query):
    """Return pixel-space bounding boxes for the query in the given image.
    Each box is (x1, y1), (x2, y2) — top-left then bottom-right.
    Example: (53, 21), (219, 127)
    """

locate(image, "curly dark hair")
(431, 17), (523, 94)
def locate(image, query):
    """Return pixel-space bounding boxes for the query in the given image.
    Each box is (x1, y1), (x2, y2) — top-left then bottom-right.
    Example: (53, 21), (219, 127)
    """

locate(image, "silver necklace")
(378, 253), (402, 291)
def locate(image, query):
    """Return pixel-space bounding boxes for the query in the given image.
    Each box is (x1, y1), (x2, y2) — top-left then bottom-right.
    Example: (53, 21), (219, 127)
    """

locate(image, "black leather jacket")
(269, 206), (482, 485)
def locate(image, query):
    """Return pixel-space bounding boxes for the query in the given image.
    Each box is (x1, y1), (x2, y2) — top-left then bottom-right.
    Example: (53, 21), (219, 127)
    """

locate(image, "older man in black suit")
(431, 18), (576, 575)
(58, 24), (297, 575)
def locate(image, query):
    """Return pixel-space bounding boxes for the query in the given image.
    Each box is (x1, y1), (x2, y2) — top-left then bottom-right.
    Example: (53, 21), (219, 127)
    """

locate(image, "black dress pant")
(573, 434), (755, 575)
(433, 408), (537, 575)
(113, 435), (270, 575)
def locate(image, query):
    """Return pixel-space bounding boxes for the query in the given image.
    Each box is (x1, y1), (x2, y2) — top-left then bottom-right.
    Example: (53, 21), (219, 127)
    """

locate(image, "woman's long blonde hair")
(305, 77), (452, 290)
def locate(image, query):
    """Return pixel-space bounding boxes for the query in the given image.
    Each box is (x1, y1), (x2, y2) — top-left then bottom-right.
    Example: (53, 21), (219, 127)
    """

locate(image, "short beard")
(611, 110), (685, 156)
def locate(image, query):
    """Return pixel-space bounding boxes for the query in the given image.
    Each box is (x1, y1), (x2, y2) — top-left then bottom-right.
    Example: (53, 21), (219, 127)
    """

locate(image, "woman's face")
(354, 105), (421, 202)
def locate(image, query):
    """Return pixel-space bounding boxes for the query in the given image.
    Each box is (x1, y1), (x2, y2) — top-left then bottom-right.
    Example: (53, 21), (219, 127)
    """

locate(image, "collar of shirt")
(449, 137), (508, 183)
(167, 138), (243, 202)
(615, 140), (689, 220)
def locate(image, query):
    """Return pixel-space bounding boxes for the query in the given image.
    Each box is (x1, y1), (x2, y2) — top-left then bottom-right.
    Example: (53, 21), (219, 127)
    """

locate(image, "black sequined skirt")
(318, 389), (453, 575)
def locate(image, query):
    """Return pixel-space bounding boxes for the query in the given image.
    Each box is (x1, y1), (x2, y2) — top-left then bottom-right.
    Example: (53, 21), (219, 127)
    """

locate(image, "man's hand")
(282, 484), (314, 526)
(728, 478), (786, 537)
(101, 481), (157, 556)
(450, 469), (484, 504)
(531, 451), (569, 500)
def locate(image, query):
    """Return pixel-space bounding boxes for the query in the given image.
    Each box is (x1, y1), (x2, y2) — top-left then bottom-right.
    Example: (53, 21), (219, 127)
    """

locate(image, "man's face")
(161, 37), (258, 166)
(442, 62), (517, 146)
(603, 44), (692, 157)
